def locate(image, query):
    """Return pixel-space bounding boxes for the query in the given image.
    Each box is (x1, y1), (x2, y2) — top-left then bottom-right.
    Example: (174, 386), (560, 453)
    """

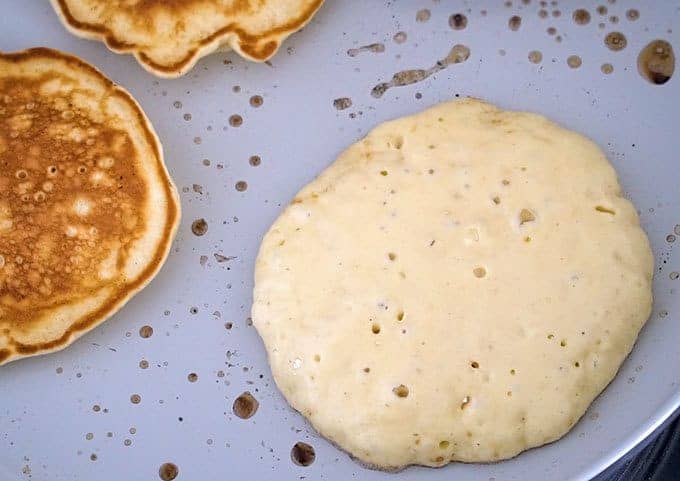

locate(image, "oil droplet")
(528, 50), (543, 64)
(573, 9), (591, 25)
(191, 218), (208, 236)
(139, 360), (149, 369)
(449, 13), (468, 30)
(159, 463), (179, 481)
(139, 325), (153, 338)
(233, 391), (259, 419)
(393, 31), (407, 44)
(567, 55), (583, 68)
(347, 43), (385, 57)
(291, 442), (316, 467)
(173, 101), (182, 109)
(249, 95), (263, 108)
(229, 114), (243, 127)
(509, 15), (522, 31)
(637, 40), (675, 85)
(333, 97), (352, 110)
(416, 8), (431, 22)
(604, 32), (627, 51)
(626, 9), (639, 21)
(235, 181), (248, 192)
(601, 63), (614, 74)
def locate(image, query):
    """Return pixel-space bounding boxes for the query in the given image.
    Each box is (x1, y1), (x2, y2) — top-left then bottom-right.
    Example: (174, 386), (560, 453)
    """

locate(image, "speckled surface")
(1, 1), (679, 480)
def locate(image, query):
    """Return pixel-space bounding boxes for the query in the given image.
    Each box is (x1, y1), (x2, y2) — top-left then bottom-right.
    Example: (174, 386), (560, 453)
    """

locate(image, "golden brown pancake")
(0, 48), (180, 365)
(50, 0), (326, 78)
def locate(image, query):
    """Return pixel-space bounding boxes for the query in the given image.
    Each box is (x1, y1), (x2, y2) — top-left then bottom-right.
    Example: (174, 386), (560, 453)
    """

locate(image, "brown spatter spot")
(595, 205), (616, 215)
(509, 15), (522, 31)
(333, 97), (352, 110)
(229, 114), (243, 127)
(547, 27), (557, 35)
(139, 325), (153, 338)
(528, 50), (543, 64)
(473, 267), (487, 278)
(449, 13), (468, 30)
(601, 63), (614, 74)
(347, 43), (385, 57)
(371, 44), (470, 98)
(597, 5), (608, 15)
(139, 359), (149, 369)
(604, 32), (628, 52)
(187, 372), (198, 382)
(471, 361), (479, 368)
(567, 55), (583, 68)
(158, 462), (179, 481)
(291, 442), (315, 467)
(416, 8), (431, 22)
(393, 31), (407, 44)
(130, 394), (141, 404)
(249, 95), (263, 108)
(626, 9), (639, 21)
(233, 391), (259, 419)
(538, 9), (548, 18)
(191, 218), (208, 236)
(552, 9), (561, 17)
(232, 86), (241, 93)
(393, 384), (409, 397)
(90, 454), (97, 461)
(573, 9), (591, 25)
(460, 395), (471, 409)
(235, 181), (248, 192)
(638, 40), (675, 85)
(519, 208), (536, 224)
(93, 404), (101, 412)
(249, 155), (261, 167)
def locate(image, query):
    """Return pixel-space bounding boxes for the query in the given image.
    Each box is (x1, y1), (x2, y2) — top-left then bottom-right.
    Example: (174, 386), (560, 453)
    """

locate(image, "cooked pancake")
(50, 0), (325, 78)
(252, 99), (653, 469)
(0, 48), (180, 366)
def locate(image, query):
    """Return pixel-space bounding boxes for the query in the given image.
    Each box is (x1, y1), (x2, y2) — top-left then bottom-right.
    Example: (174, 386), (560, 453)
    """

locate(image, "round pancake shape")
(252, 99), (653, 469)
(50, 0), (326, 78)
(0, 48), (180, 365)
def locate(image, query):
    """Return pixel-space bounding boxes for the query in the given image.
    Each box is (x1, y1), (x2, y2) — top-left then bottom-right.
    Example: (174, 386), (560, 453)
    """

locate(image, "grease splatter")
(371, 44), (470, 98)
(347, 43), (385, 57)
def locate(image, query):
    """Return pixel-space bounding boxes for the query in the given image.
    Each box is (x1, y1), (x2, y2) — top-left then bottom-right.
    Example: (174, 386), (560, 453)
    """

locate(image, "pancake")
(50, 0), (326, 78)
(0, 48), (180, 365)
(251, 99), (653, 469)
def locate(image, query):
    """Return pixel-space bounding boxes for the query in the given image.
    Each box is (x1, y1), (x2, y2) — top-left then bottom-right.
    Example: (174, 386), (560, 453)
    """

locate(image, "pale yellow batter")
(252, 99), (653, 469)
